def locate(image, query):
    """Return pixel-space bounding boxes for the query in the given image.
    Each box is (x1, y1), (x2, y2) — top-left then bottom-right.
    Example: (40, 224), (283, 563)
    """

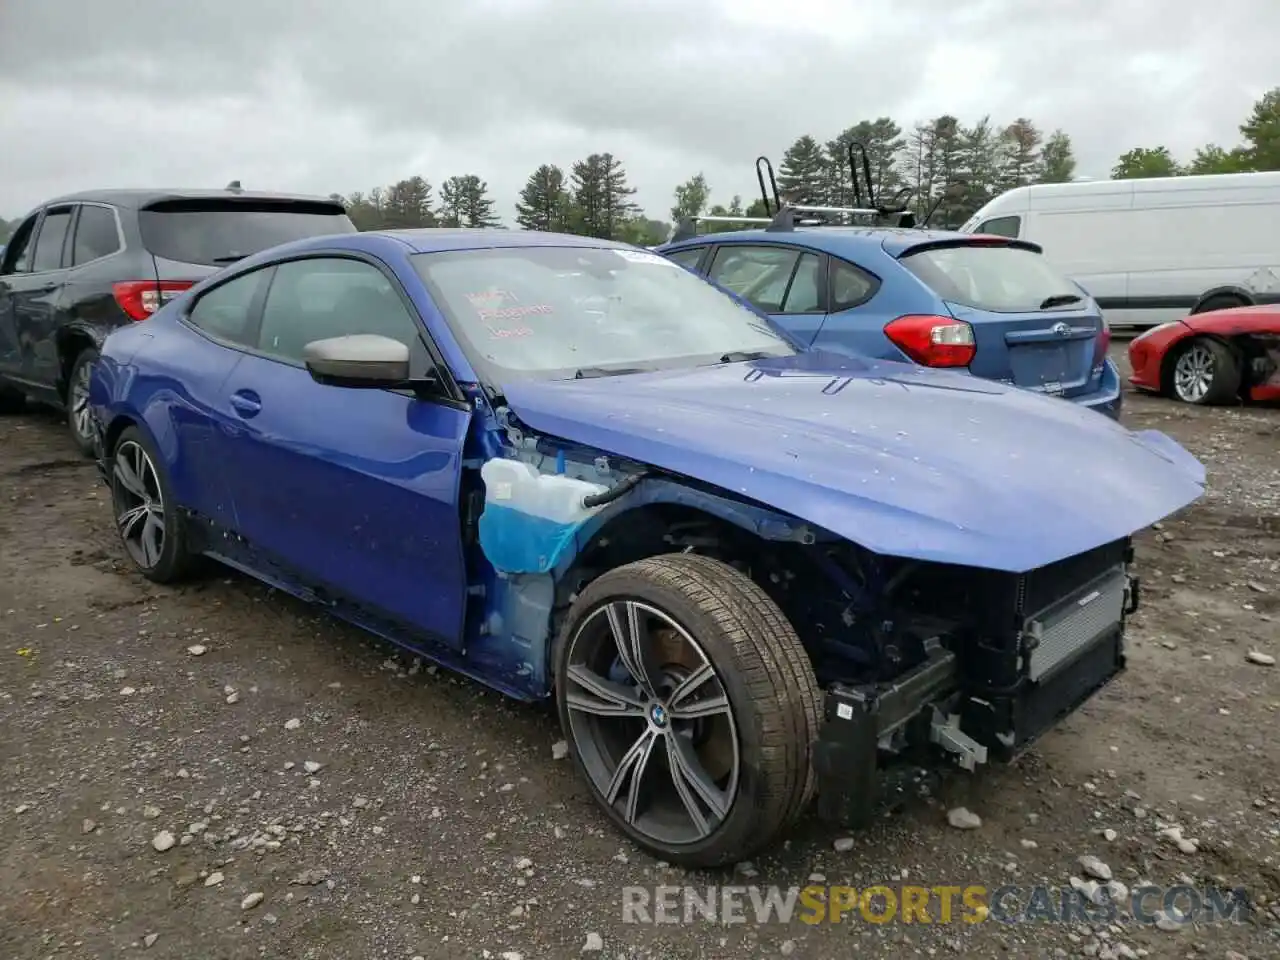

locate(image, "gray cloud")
(2, 0), (1276, 222)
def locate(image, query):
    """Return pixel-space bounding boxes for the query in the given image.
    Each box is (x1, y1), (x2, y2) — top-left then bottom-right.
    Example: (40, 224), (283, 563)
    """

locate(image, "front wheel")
(1170, 337), (1240, 405)
(554, 553), (821, 867)
(66, 347), (99, 456)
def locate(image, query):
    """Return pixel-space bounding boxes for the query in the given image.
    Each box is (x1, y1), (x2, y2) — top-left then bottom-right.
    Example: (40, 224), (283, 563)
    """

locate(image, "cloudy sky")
(1, 0), (1275, 224)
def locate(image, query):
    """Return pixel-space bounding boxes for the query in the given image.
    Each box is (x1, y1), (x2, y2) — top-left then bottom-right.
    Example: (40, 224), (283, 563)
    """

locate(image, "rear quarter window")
(899, 243), (1080, 314)
(138, 200), (356, 267)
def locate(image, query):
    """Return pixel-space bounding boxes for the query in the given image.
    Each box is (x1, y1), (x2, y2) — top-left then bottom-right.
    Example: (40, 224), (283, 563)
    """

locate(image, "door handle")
(228, 390), (262, 418)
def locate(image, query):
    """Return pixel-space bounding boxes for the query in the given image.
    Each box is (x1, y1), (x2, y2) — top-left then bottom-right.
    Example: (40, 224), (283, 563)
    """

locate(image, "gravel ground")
(1, 345), (1277, 960)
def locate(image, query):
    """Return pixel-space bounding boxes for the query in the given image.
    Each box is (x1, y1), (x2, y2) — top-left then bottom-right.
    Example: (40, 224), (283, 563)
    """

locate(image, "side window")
(780, 253), (823, 312)
(0, 215), (39, 275)
(187, 269), (269, 345)
(256, 257), (426, 369)
(829, 259), (879, 311)
(976, 216), (1021, 239)
(31, 207), (74, 272)
(707, 245), (802, 312)
(72, 205), (123, 265)
(663, 246), (706, 271)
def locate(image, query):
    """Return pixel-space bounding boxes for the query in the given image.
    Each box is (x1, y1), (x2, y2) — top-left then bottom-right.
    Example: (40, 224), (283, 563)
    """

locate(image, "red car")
(1128, 305), (1280, 405)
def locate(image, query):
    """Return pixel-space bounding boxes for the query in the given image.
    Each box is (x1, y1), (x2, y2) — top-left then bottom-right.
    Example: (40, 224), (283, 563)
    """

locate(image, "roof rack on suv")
(668, 145), (926, 243)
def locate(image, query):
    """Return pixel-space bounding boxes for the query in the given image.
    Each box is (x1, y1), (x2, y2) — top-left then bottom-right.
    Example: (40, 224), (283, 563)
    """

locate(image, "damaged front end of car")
(464, 395), (1161, 831)
(806, 536), (1136, 827)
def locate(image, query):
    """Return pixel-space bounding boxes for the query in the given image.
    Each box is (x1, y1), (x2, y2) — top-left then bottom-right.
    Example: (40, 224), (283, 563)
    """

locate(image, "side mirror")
(304, 334), (412, 388)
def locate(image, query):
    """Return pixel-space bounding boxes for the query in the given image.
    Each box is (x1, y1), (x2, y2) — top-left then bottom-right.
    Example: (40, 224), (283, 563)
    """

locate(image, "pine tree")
(776, 135), (828, 206)
(1039, 130), (1077, 183)
(439, 174), (500, 228)
(380, 177), (435, 228)
(997, 118), (1044, 191)
(438, 177), (464, 227)
(926, 116), (965, 227)
(514, 164), (571, 232)
(571, 153), (637, 240)
(956, 117), (1001, 220)
(902, 121), (939, 219)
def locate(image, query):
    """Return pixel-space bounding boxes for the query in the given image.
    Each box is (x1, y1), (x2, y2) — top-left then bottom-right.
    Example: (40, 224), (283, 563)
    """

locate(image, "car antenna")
(225, 180), (243, 193)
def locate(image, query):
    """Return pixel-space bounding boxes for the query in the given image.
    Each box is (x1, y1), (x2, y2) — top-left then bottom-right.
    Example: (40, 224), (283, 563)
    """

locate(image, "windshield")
(411, 245), (796, 384)
(899, 243), (1082, 313)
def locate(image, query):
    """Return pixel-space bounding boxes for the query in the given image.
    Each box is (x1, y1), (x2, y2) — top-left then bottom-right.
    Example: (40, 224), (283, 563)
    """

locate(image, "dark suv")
(0, 187), (356, 452)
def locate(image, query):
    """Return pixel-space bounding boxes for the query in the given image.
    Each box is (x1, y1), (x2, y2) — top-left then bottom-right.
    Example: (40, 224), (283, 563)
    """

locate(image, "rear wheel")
(1170, 337), (1240, 405)
(110, 426), (198, 583)
(66, 347), (99, 456)
(554, 553), (821, 867)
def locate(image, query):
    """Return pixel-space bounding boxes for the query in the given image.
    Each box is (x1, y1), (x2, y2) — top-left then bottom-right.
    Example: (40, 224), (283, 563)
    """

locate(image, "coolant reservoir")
(478, 459), (610, 574)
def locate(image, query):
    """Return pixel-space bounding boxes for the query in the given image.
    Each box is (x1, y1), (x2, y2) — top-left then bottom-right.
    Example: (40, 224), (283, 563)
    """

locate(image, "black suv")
(0, 187), (356, 452)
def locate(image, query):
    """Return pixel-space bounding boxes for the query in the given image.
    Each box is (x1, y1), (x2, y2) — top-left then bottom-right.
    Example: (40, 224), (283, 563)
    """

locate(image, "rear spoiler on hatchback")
(892, 235), (1045, 258)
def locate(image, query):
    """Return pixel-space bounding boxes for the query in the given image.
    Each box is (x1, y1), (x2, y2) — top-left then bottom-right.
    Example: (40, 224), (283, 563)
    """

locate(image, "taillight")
(1094, 316), (1112, 365)
(884, 314), (976, 368)
(111, 281), (194, 321)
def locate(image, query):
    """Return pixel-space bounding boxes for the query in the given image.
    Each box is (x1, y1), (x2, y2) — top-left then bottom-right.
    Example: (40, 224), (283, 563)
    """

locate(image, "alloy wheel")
(111, 440), (166, 569)
(563, 599), (740, 846)
(70, 359), (94, 443)
(1173, 343), (1214, 403)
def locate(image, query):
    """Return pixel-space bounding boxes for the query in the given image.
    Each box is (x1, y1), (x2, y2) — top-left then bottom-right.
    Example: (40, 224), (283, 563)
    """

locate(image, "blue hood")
(501, 352), (1205, 573)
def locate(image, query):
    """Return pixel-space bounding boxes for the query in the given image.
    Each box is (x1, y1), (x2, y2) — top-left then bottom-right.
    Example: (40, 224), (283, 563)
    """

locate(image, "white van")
(959, 172), (1280, 328)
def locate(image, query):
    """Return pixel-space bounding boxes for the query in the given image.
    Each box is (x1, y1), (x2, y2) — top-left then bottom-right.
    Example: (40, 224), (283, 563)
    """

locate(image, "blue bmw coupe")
(89, 228), (1203, 866)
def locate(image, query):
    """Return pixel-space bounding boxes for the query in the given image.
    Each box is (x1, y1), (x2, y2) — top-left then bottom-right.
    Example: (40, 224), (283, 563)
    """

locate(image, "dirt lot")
(1, 346), (1277, 960)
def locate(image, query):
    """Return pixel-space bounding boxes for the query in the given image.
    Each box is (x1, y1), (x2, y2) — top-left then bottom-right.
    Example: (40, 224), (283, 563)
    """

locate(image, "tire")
(109, 426), (198, 583)
(1169, 337), (1240, 405)
(65, 347), (99, 456)
(554, 552), (822, 867)
(0, 383), (24, 414)
(1192, 295), (1246, 315)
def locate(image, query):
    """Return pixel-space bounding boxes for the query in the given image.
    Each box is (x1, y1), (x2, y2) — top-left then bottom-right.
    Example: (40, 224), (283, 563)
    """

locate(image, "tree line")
(1110, 88), (1280, 179)
(332, 86), (1279, 242)
(2, 88), (1276, 243)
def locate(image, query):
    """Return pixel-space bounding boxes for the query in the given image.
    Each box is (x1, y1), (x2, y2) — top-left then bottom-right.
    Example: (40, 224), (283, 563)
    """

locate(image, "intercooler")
(1023, 564), (1129, 682)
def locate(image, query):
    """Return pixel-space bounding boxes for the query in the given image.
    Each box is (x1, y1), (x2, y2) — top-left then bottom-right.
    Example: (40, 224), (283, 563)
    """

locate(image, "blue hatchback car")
(657, 220), (1122, 418)
(88, 228), (1200, 867)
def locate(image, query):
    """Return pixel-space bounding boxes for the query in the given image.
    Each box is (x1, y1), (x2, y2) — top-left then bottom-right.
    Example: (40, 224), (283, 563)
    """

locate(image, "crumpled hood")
(502, 351), (1205, 573)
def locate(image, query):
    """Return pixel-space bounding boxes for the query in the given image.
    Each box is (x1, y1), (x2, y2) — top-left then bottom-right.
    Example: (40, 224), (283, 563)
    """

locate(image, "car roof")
(390, 228), (635, 253)
(221, 228), (642, 271)
(36, 188), (343, 210)
(663, 226), (975, 259)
